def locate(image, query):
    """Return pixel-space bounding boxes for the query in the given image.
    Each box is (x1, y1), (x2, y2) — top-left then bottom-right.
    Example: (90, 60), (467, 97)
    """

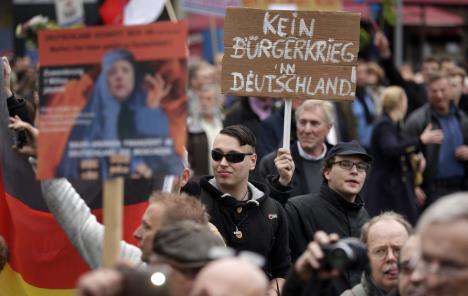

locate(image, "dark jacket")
(403, 103), (468, 203)
(364, 115), (421, 225)
(379, 57), (427, 114)
(198, 176), (291, 279)
(285, 183), (370, 296)
(223, 97), (261, 135)
(458, 93), (468, 115)
(259, 141), (333, 204)
(256, 106), (297, 161)
(7, 94), (33, 124)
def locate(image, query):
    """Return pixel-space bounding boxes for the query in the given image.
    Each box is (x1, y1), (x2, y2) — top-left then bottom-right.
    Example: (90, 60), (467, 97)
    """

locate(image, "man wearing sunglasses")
(285, 141), (372, 296)
(198, 125), (291, 293)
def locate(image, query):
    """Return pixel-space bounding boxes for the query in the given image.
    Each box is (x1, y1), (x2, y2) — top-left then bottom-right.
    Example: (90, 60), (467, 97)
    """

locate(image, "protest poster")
(221, 7), (360, 101)
(37, 21), (187, 180)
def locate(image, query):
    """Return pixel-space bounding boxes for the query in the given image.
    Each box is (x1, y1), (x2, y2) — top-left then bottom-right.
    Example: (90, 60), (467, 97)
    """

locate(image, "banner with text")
(37, 21), (187, 180)
(221, 7), (360, 101)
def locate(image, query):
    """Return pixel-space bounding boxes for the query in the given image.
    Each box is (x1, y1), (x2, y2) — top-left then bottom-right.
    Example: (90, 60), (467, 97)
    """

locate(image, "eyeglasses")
(211, 150), (253, 163)
(331, 160), (370, 172)
(415, 256), (468, 277)
(370, 246), (401, 260)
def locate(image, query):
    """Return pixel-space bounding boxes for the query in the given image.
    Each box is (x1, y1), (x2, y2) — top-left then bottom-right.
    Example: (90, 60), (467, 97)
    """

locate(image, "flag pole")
(165, 0), (177, 22)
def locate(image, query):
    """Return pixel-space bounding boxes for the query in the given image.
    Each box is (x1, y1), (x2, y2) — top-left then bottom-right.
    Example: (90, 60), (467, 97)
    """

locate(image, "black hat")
(152, 221), (225, 269)
(325, 141), (372, 162)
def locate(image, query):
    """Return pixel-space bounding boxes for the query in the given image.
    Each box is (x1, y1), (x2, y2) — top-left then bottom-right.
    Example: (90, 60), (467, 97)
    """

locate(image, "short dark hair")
(219, 125), (256, 149)
(149, 192), (209, 228)
(360, 212), (412, 245)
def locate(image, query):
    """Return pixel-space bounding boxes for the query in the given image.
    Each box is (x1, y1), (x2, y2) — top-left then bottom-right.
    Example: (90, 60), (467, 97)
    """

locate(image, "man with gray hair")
(415, 192), (468, 296)
(341, 212), (412, 296)
(259, 99), (335, 204)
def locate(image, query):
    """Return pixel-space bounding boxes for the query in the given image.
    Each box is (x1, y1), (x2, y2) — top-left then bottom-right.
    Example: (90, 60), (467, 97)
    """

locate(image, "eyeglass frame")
(414, 255), (468, 278)
(211, 149), (254, 163)
(330, 159), (370, 172)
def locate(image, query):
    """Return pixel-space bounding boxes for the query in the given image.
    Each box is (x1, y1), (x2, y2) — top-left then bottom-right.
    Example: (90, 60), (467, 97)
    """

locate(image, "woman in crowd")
(364, 86), (443, 224)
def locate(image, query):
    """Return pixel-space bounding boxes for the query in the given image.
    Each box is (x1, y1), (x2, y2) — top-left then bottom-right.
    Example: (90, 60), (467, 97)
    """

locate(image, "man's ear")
(249, 153), (257, 171)
(323, 167), (331, 182)
(180, 168), (191, 188)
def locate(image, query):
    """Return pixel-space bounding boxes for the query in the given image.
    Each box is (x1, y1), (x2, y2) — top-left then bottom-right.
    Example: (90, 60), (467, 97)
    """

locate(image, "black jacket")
(7, 94), (33, 124)
(285, 183), (370, 296)
(379, 57), (427, 114)
(403, 103), (468, 203)
(364, 115), (421, 225)
(199, 176), (292, 279)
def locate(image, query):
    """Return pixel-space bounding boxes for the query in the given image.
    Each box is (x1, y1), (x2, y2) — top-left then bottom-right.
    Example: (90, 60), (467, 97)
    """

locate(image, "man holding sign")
(221, 7), (361, 295)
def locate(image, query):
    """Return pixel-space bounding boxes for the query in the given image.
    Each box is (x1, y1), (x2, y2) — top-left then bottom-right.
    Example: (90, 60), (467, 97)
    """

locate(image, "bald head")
(190, 258), (268, 296)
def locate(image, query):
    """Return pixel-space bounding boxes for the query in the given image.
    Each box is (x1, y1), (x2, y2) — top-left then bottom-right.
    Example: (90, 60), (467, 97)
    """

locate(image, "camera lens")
(321, 238), (368, 271)
(327, 248), (350, 270)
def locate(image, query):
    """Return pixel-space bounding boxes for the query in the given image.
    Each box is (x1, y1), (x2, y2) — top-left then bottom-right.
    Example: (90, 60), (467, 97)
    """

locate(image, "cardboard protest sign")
(222, 7), (360, 101)
(37, 21), (187, 180)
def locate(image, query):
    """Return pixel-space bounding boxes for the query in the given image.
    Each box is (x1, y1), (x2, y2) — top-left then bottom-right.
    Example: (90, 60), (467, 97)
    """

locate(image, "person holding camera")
(285, 141), (372, 295)
(341, 212), (412, 296)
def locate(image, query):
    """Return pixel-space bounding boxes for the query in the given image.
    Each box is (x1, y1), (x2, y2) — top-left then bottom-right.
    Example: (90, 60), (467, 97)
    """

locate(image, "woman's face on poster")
(107, 59), (135, 102)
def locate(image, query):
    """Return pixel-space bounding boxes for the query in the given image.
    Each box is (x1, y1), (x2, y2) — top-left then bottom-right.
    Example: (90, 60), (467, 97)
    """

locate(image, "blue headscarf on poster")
(57, 48), (183, 180)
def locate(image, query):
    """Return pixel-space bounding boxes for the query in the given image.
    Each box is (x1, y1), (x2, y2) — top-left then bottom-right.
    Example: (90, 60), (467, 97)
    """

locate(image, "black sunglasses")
(211, 150), (253, 163)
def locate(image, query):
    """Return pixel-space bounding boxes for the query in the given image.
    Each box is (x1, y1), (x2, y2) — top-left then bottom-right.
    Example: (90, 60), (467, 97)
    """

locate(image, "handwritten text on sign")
(221, 8), (360, 101)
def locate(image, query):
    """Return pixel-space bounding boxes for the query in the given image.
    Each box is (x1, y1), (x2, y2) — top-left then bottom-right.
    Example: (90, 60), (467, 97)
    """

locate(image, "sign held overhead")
(222, 7), (361, 101)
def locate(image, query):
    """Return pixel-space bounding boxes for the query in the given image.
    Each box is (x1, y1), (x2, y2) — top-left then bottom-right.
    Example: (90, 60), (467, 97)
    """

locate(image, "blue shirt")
(434, 107), (464, 178)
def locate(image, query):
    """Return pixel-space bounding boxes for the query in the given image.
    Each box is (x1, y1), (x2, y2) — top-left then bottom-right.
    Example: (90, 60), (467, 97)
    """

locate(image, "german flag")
(0, 95), (158, 294)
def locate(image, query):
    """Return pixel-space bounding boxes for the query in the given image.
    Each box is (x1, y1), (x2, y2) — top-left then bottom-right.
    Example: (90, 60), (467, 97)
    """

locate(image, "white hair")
(417, 192), (468, 232)
(295, 99), (335, 126)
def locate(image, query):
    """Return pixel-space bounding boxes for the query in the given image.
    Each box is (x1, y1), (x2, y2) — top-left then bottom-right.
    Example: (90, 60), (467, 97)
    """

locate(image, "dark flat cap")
(153, 221), (225, 269)
(325, 141), (372, 162)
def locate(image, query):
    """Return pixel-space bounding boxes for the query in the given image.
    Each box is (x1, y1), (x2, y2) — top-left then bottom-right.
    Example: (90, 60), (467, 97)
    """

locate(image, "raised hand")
(2, 56), (13, 98)
(294, 231), (340, 281)
(274, 147), (295, 186)
(374, 31), (391, 59)
(8, 115), (38, 157)
(144, 73), (172, 109)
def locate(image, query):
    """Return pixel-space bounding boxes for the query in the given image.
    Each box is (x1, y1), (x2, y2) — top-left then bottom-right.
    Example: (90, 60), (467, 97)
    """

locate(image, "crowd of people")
(1, 25), (468, 296)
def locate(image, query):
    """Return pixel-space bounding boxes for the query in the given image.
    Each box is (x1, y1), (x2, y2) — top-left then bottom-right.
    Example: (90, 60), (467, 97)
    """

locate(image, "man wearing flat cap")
(285, 141), (372, 296)
(76, 221), (225, 296)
